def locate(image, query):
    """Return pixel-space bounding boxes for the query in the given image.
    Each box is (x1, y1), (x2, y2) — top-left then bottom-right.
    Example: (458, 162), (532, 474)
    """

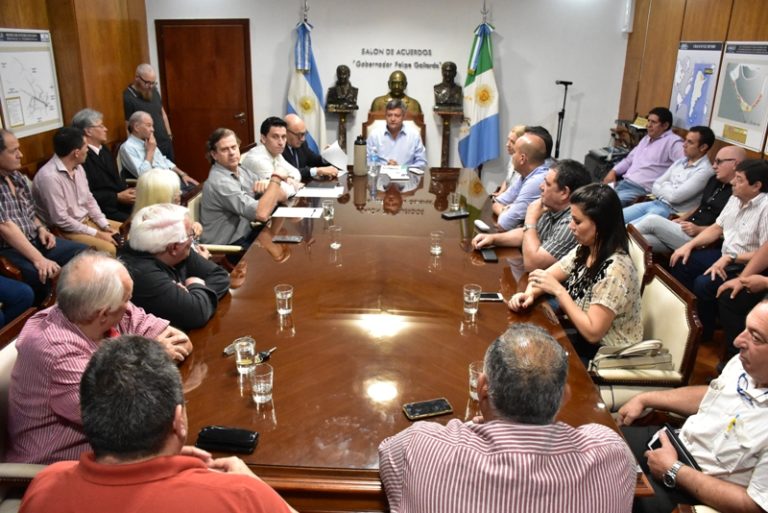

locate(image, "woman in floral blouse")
(509, 183), (642, 360)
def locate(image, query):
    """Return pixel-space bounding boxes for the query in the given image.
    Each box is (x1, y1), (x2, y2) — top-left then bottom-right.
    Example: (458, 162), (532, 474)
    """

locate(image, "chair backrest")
(362, 111), (426, 143)
(627, 224), (653, 289)
(187, 190), (203, 225)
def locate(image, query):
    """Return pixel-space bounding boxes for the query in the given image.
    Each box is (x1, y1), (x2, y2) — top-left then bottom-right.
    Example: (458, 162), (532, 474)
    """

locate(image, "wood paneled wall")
(0, 0), (147, 169)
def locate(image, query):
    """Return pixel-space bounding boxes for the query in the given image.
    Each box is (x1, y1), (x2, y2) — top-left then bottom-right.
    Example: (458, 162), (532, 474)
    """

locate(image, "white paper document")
(320, 141), (348, 170)
(272, 207), (323, 218)
(295, 186), (344, 198)
(381, 165), (410, 180)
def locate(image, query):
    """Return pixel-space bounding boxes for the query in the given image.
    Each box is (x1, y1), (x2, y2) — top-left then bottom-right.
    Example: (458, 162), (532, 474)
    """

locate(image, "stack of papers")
(381, 165), (410, 180)
(295, 186), (345, 198)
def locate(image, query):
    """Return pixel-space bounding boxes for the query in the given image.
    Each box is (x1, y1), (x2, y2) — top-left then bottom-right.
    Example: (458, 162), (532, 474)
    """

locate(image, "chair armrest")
(590, 369), (685, 388)
(0, 463), (47, 484)
(199, 244), (244, 254)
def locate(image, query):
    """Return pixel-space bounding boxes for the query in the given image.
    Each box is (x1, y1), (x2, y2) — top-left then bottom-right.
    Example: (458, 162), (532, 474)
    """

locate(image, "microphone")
(556, 80), (573, 86)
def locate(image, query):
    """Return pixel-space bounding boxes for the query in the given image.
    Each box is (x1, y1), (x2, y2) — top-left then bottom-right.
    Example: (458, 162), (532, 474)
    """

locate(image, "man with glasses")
(119, 203), (230, 331)
(282, 113), (338, 181)
(603, 107), (684, 206)
(633, 145), (746, 253)
(619, 299), (768, 513)
(123, 63), (175, 160)
(72, 108), (135, 222)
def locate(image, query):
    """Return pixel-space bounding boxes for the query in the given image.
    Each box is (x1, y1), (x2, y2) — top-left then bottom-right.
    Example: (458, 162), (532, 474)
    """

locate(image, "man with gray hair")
(119, 203), (230, 331)
(6, 251), (192, 464)
(123, 63), (175, 160)
(378, 324), (635, 513)
(72, 108), (135, 222)
(366, 99), (426, 169)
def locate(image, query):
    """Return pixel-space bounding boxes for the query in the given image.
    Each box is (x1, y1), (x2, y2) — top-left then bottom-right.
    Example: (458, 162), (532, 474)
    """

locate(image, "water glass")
(274, 284), (293, 315)
(234, 337), (256, 375)
(329, 225), (342, 249)
(321, 199), (335, 221)
(448, 192), (461, 211)
(251, 363), (274, 404)
(463, 283), (481, 315)
(468, 361), (483, 400)
(430, 230), (444, 255)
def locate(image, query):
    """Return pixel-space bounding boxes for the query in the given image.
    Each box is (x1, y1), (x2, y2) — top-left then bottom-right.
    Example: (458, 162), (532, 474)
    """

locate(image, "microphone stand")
(554, 81), (572, 159)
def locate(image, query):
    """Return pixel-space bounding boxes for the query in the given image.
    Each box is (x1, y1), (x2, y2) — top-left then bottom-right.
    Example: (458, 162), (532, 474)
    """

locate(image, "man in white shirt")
(240, 117), (303, 196)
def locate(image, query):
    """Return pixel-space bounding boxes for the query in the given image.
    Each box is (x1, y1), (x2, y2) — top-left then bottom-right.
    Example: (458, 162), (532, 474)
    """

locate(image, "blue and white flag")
(287, 21), (326, 153)
(458, 23), (500, 169)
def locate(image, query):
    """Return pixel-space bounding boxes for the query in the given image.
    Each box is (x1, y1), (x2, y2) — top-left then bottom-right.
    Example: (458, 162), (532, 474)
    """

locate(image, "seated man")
(0, 129), (86, 303)
(670, 159), (768, 345)
(473, 159), (592, 271)
(20, 335), (297, 513)
(241, 116), (304, 194)
(370, 70), (422, 114)
(366, 99), (427, 169)
(492, 126), (552, 230)
(120, 204), (230, 331)
(633, 145), (745, 252)
(283, 113), (338, 181)
(72, 108), (135, 222)
(200, 128), (288, 247)
(7, 252), (191, 464)
(33, 127), (121, 255)
(603, 107), (684, 206)
(379, 323), (634, 513)
(119, 111), (197, 189)
(623, 125), (715, 225)
(619, 300), (768, 513)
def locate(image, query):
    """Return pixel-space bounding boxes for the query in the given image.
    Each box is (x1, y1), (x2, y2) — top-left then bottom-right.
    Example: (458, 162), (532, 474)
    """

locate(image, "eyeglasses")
(88, 124), (106, 130)
(287, 129), (307, 138)
(137, 76), (157, 87)
(737, 372), (768, 405)
(715, 158), (736, 166)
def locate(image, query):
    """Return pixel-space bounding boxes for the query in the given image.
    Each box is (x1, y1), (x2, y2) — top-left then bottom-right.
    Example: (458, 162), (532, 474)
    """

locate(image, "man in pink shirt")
(33, 127), (121, 255)
(7, 252), (192, 464)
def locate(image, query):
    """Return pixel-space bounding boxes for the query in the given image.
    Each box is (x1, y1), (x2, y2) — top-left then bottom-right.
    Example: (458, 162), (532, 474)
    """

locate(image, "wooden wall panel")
(47, 1), (86, 125)
(635, 0), (686, 117)
(681, 0), (733, 41)
(618, 0), (651, 120)
(728, 0), (768, 40)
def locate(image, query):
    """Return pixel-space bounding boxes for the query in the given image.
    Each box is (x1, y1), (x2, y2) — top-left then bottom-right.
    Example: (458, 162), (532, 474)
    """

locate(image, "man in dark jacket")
(119, 203), (230, 331)
(282, 114), (338, 182)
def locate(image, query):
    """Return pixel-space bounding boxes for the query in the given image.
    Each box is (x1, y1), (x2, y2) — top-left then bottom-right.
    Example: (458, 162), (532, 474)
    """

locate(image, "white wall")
(145, 0), (629, 189)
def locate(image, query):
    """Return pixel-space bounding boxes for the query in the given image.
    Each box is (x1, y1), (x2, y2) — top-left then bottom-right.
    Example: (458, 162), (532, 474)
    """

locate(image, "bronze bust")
(370, 70), (422, 114)
(433, 62), (463, 112)
(326, 65), (358, 111)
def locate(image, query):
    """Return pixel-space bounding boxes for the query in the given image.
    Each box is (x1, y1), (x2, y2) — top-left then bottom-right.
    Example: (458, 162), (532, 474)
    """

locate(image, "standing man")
(366, 99), (427, 169)
(123, 63), (175, 160)
(119, 111), (197, 190)
(623, 125), (715, 225)
(603, 107), (684, 206)
(283, 113), (338, 181)
(633, 145), (745, 252)
(19, 335), (297, 513)
(0, 129), (86, 303)
(120, 204), (230, 331)
(33, 127), (121, 255)
(379, 324), (635, 513)
(201, 128), (288, 248)
(7, 252), (191, 464)
(72, 108), (135, 222)
(473, 159), (592, 271)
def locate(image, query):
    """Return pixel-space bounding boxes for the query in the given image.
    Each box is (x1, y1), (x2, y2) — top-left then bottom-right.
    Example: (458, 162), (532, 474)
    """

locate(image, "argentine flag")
(458, 23), (500, 169)
(287, 21), (326, 153)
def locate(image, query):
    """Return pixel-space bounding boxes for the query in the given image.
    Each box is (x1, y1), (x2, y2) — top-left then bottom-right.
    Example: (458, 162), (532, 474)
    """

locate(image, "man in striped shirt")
(473, 159), (592, 272)
(7, 252), (192, 464)
(378, 323), (635, 513)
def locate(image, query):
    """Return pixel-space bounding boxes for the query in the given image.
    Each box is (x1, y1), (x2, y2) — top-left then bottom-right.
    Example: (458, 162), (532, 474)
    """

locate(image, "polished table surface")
(183, 168), (636, 512)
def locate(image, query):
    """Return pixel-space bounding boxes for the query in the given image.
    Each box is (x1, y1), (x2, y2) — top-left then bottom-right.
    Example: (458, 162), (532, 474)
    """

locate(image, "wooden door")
(156, 19), (253, 183)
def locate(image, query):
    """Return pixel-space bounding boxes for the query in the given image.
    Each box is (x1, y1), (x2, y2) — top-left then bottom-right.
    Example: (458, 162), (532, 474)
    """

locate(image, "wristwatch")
(663, 460), (684, 488)
(523, 224), (537, 232)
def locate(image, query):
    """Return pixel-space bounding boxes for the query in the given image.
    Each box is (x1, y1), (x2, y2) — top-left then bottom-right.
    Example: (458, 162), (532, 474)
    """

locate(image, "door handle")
(234, 112), (246, 120)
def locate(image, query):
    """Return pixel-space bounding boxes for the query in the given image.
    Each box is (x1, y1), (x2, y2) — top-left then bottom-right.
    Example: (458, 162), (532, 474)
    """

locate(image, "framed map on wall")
(669, 42), (722, 130)
(0, 28), (63, 138)
(711, 42), (768, 151)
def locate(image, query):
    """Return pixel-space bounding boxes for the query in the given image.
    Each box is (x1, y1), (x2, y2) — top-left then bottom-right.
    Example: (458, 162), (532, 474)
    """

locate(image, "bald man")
(493, 126), (553, 230)
(282, 114), (338, 182)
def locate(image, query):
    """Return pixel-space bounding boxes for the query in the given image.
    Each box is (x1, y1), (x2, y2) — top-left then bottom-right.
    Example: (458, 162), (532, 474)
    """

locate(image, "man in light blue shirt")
(366, 99), (426, 169)
(119, 111), (198, 189)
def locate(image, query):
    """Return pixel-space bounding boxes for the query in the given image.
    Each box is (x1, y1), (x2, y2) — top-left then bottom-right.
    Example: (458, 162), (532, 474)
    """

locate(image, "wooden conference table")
(183, 168), (640, 512)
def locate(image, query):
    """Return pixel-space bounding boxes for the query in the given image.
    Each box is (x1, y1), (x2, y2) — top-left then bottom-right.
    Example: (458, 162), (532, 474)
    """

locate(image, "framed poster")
(711, 42), (768, 151)
(669, 42), (722, 130)
(0, 28), (63, 138)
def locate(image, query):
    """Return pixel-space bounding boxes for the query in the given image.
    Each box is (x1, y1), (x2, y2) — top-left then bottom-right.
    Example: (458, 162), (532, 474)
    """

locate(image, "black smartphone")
(195, 425), (259, 454)
(272, 235), (303, 243)
(480, 247), (498, 262)
(441, 210), (469, 220)
(479, 292), (503, 302)
(402, 398), (453, 421)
